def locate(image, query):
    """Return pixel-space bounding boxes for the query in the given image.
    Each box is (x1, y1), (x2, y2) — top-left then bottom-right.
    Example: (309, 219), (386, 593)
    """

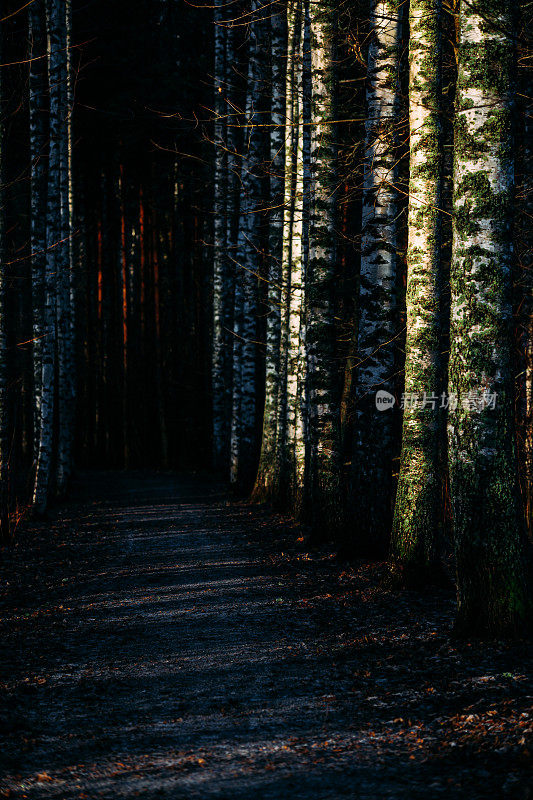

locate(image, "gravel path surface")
(1, 471), (532, 799)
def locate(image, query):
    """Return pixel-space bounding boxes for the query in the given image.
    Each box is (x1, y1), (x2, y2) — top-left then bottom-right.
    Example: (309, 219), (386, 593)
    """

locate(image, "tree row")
(210, 0), (533, 636)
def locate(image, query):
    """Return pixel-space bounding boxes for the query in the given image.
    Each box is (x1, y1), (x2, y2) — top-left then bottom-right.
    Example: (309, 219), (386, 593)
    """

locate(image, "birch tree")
(66, 0), (76, 480)
(34, 0), (62, 513)
(29, 0), (48, 466)
(522, 99), (533, 539)
(225, 16), (240, 481)
(285, 4), (306, 511)
(212, 0), (229, 470)
(351, 0), (402, 556)
(306, 0), (342, 536)
(253, 2), (286, 501)
(390, 0), (443, 579)
(517, 2), (533, 537)
(271, 0), (308, 510)
(449, 0), (531, 636)
(274, 0), (298, 504)
(230, 0), (266, 490)
(56, 0), (75, 494)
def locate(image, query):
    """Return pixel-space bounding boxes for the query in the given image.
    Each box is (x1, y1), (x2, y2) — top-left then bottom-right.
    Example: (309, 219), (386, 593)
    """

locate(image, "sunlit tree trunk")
(212, 0), (229, 470)
(34, 0), (62, 513)
(351, 0), (402, 556)
(0, 18), (9, 541)
(253, 2), (286, 501)
(274, 0), (298, 504)
(449, 0), (531, 636)
(29, 0), (48, 467)
(306, 0), (342, 536)
(286, 3), (306, 510)
(390, 0), (443, 580)
(230, 0), (266, 490)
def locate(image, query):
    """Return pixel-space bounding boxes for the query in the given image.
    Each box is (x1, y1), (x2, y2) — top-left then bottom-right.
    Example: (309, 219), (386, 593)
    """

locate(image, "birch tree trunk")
(252, 1), (286, 501)
(29, 0), (48, 466)
(306, 0), (341, 536)
(230, 266), (244, 486)
(522, 93), (533, 539)
(0, 19), (9, 541)
(230, 0), (266, 490)
(34, 0), (61, 513)
(285, 3), (306, 511)
(274, 0), (298, 505)
(517, 3), (533, 537)
(390, 0), (443, 579)
(66, 0), (76, 478)
(212, 0), (229, 470)
(449, 0), (531, 636)
(56, 0), (74, 494)
(224, 18), (239, 479)
(351, 0), (402, 556)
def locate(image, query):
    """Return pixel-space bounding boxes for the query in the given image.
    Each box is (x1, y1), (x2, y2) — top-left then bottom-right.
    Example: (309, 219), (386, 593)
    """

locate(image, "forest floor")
(0, 471), (532, 800)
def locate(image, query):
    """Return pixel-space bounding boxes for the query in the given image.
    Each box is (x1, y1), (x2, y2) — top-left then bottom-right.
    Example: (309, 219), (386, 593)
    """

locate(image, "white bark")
(34, 0), (62, 513)
(351, 0), (403, 554)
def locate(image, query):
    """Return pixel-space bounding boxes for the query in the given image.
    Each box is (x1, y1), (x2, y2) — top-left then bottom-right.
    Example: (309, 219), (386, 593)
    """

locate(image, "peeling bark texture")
(351, 0), (403, 557)
(212, 0), (230, 471)
(449, 0), (531, 636)
(34, 0), (62, 514)
(29, 0), (48, 466)
(390, 0), (443, 579)
(306, 0), (342, 537)
(253, 2), (286, 502)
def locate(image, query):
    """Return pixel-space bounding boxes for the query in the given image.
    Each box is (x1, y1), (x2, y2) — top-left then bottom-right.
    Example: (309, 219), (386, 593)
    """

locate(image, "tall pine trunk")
(390, 0), (443, 579)
(306, 0), (342, 536)
(449, 0), (531, 636)
(351, 0), (402, 556)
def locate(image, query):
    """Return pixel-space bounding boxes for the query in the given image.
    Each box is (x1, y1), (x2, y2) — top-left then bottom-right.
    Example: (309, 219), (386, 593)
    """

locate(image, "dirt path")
(1, 472), (532, 799)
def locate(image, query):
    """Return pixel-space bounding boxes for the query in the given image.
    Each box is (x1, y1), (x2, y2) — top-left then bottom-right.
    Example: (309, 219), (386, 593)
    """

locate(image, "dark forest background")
(2, 0), (214, 481)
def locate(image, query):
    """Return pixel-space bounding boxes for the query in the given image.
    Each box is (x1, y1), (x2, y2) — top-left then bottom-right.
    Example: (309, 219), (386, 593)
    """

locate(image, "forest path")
(1, 472), (532, 799)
